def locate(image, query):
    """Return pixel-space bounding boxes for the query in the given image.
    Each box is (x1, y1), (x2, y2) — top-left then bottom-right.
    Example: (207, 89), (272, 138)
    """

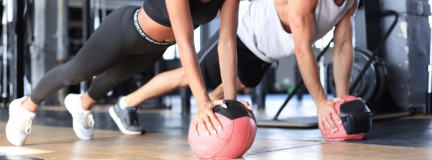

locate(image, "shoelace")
(18, 118), (32, 134)
(79, 111), (94, 129)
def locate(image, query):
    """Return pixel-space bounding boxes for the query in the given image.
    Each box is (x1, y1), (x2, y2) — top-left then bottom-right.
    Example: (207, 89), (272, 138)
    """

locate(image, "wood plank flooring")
(0, 95), (431, 160)
(1, 122), (432, 160)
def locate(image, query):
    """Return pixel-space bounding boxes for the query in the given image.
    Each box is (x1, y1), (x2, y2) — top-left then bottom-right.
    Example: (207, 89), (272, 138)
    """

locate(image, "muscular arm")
(288, 0), (342, 133)
(218, 0), (240, 100)
(287, 0), (326, 107)
(333, 0), (358, 97)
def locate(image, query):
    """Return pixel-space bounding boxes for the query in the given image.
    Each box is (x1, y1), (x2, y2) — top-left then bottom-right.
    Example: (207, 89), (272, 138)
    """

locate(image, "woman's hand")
(192, 100), (225, 136)
(317, 97), (345, 134)
(192, 99), (253, 136)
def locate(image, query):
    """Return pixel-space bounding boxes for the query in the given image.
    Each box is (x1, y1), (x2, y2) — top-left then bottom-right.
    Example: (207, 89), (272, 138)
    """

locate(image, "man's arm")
(332, 0), (358, 97)
(287, 0), (341, 133)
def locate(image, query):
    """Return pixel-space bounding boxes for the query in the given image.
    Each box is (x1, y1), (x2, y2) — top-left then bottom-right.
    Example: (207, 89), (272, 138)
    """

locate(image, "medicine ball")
(320, 95), (373, 141)
(188, 100), (257, 159)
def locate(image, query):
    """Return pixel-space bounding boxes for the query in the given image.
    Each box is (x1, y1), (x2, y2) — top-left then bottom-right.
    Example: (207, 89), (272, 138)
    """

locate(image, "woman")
(6, 0), (241, 146)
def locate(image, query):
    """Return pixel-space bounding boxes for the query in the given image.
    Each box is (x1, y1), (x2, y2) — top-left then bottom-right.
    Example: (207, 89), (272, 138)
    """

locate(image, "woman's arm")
(166, 0), (241, 136)
(166, 0), (208, 105)
(332, 0), (358, 97)
(218, 0), (240, 100)
(166, 0), (217, 135)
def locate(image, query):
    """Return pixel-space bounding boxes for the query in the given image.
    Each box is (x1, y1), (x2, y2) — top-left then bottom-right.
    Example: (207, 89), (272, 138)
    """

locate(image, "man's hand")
(317, 97), (345, 134)
(238, 100), (256, 122)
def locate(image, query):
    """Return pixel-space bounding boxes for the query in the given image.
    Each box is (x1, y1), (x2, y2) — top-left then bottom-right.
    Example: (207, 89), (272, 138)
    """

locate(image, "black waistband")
(133, 9), (175, 46)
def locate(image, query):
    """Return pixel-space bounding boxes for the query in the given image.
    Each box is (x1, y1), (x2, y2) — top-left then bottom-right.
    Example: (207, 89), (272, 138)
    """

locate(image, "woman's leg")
(5, 6), (139, 145)
(86, 50), (166, 102)
(85, 51), (166, 135)
(27, 6), (138, 109)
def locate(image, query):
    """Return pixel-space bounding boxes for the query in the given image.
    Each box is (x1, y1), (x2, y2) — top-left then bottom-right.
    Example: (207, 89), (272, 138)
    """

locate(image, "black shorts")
(198, 32), (272, 89)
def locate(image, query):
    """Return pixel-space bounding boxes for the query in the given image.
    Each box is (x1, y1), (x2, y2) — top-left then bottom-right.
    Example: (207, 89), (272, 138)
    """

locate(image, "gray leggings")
(31, 6), (172, 104)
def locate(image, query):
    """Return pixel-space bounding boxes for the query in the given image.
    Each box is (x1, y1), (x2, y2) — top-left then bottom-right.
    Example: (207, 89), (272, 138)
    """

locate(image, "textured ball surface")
(188, 100), (257, 159)
(320, 95), (373, 141)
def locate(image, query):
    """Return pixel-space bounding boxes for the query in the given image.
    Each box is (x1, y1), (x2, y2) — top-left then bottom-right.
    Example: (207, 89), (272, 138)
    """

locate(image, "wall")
(380, 0), (431, 112)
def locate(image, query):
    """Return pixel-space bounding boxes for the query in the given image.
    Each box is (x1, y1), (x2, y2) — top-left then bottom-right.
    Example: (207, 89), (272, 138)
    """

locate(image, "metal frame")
(1, 0), (29, 108)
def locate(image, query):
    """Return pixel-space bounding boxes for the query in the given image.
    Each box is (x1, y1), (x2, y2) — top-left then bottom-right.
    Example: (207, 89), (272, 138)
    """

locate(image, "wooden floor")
(1, 122), (432, 160)
(0, 95), (431, 159)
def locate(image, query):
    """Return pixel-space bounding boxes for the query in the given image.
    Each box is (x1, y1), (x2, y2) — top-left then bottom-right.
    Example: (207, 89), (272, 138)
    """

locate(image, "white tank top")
(237, 0), (356, 63)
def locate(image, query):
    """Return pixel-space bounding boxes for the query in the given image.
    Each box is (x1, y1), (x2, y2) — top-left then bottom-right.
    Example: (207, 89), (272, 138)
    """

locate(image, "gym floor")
(0, 94), (432, 160)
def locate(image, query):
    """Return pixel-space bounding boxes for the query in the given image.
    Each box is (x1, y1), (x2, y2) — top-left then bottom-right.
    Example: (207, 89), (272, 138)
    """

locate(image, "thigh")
(87, 45), (168, 100)
(67, 6), (138, 76)
(96, 50), (166, 82)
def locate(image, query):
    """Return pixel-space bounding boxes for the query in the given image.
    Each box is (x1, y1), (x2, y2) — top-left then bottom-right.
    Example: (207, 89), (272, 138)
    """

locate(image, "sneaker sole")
(109, 107), (142, 135)
(6, 124), (27, 146)
(72, 123), (92, 140)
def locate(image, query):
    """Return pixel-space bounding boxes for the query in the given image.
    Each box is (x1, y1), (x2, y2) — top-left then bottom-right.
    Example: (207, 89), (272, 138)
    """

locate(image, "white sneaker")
(64, 94), (94, 140)
(5, 97), (36, 146)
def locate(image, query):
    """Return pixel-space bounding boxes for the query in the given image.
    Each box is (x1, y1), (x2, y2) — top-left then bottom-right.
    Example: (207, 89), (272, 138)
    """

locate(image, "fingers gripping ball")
(320, 95), (373, 141)
(188, 100), (257, 159)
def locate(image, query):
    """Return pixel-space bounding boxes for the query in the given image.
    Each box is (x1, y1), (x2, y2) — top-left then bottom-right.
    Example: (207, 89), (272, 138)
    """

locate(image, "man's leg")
(209, 78), (246, 100)
(124, 68), (189, 107)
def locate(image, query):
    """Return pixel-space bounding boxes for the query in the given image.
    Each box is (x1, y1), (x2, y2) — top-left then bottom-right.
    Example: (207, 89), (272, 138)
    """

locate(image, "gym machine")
(428, 25), (432, 114)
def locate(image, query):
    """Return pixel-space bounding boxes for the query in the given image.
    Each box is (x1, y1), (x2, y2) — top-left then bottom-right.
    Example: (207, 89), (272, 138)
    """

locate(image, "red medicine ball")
(188, 100), (257, 159)
(320, 95), (373, 141)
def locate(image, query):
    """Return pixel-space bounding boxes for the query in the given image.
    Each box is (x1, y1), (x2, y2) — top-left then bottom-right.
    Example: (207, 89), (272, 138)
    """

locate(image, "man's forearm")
(296, 48), (327, 104)
(332, 3), (356, 97)
(333, 43), (353, 97)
